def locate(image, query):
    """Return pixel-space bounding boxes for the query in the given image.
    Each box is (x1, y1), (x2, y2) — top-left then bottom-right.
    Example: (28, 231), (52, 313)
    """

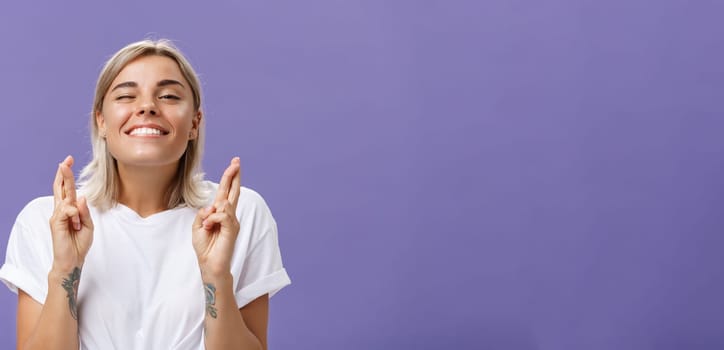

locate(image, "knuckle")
(53, 203), (65, 214)
(64, 206), (78, 216)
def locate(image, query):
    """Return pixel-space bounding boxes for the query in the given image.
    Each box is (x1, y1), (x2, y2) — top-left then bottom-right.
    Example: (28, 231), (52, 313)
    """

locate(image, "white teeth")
(129, 127), (163, 136)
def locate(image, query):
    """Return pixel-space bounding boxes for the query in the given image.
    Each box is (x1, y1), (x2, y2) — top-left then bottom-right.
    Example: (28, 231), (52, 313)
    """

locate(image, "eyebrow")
(110, 79), (185, 92)
(157, 79), (185, 89)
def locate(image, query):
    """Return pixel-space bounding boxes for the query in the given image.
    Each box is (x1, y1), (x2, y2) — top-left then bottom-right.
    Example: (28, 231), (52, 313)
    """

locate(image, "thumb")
(77, 196), (93, 229)
(193, 206), (214, 230)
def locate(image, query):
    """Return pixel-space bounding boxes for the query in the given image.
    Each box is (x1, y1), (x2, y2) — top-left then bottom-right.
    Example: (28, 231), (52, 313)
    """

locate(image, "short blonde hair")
(78, 39), (207, 211)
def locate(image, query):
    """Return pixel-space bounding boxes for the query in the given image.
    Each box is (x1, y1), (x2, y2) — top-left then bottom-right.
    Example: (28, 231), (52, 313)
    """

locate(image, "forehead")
(112, 55), (187, 85)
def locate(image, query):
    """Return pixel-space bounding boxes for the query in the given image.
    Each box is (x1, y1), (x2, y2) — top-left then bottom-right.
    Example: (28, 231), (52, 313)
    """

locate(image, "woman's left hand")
(192, 157), (242, 276)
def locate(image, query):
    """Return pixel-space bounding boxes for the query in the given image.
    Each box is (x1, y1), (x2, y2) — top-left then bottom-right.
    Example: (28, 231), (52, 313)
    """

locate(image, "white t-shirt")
(0, 182), (291, 350)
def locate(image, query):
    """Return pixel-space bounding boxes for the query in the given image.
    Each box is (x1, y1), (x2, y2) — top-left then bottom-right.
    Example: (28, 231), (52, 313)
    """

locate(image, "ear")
(95, 111), (106, 136)
(189, 110), (203, 140)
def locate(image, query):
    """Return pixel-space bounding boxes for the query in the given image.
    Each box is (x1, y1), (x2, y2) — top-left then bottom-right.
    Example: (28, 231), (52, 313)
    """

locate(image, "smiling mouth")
(127, 127), (169, 136)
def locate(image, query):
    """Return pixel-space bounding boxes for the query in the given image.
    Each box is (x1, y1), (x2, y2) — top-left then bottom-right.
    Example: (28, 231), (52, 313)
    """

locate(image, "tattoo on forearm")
(204, 283), (218, 318)
(61, 267), (81, 320)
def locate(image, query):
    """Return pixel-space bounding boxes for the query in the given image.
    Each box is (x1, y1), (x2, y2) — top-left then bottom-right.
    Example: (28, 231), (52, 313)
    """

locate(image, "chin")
(113, 153), (183, 169)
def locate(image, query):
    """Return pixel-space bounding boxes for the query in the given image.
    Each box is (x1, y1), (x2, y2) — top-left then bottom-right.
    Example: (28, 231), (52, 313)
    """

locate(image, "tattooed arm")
(18, 267), (83, 350)
(200, 271), (268, 350)
(18, 157), (93, 350)
(192, 159), (267, 350)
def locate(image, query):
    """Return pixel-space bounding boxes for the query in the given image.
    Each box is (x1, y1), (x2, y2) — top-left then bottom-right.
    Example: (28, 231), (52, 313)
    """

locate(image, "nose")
(136, 100), (158, 116)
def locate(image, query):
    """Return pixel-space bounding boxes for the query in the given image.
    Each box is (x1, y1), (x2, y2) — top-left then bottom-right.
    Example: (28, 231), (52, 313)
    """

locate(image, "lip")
(124, 123), (170, 136)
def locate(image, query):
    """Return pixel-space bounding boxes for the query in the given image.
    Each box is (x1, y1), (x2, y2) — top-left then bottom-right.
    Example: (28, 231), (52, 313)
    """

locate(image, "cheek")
(163, 106), (196, 130)
(102, 105), (133, 128)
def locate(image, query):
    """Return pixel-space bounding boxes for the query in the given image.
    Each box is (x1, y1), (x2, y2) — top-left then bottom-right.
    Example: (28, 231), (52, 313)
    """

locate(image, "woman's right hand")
(49, 156), (94, 272)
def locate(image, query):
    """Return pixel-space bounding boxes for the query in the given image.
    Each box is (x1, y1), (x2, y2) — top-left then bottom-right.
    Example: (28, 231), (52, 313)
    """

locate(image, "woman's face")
(97, 55), (200, 169)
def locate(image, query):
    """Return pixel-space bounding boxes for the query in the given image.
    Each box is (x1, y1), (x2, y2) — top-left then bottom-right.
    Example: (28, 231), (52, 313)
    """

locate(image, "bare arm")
(192, 158), (269, 349)
(16, 291), (41, 350)
(18, 267), (82, 350)
(19, 156), (93, 350)
(202, 272), (268, 350)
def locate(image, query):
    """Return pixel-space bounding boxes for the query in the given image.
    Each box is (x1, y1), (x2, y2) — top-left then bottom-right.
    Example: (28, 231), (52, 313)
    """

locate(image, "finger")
(77, 196), (93, 230)
(61, 198), (82, 231)
(60, 157), (77, 204)
(61, 155), (74, 168)
(227, 157), (241, 211)
(53, 155), (73, 205)
(59, 156), (80, 229)
(201, 212), (235, 231)
(215, 200), (238, 218)
(53, 164), (64, 205)
(57, 203), (81, 231)
(214, 159), (238, 203)
(59, 204), (80, 219)
(193, 205), (215, 230)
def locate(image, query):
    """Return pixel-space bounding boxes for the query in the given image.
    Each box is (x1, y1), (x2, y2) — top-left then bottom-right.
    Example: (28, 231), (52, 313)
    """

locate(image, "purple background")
(0, 0), (723, 349)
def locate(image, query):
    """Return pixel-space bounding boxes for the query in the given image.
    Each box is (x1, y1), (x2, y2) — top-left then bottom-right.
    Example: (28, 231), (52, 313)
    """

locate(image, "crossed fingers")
(200, 157), (241, 230)
(215, 157), (241, 211)
(53, 155), (81, 231)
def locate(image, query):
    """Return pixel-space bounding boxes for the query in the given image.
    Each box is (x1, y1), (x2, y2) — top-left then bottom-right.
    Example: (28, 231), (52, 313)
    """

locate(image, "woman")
(0, 39), (291, 349)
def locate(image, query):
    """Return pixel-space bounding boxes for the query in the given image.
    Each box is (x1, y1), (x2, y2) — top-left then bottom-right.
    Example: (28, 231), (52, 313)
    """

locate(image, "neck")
(116, 161), (180, 218)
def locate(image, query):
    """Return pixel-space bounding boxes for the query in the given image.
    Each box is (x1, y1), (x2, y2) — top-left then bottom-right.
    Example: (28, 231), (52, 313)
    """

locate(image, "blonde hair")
(78, 39), (207, 211)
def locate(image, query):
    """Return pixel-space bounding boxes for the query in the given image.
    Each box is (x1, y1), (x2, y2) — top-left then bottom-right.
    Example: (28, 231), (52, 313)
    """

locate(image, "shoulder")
(16, 196), (55, 224)
(9, 196), (55, 242)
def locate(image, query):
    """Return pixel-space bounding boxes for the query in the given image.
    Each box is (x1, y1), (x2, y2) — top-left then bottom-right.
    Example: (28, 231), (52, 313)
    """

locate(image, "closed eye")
(159, 95), (180, 100)
(116, 95), (134, 100)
